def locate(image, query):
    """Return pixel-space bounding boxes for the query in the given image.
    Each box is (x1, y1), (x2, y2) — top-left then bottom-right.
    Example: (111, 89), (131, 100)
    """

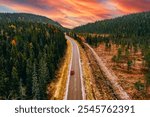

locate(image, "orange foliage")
(11, 39), (17, 46)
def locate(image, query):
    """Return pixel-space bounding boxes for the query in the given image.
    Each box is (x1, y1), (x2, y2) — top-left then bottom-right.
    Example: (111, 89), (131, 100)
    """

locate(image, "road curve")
(64, 34), (85, 100)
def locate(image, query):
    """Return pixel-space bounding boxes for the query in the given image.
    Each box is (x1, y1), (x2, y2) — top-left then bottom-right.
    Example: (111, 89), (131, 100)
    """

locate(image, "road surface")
(65, 35), (84, 100)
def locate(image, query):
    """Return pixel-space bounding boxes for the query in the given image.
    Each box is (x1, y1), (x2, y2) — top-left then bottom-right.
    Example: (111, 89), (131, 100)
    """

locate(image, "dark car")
(70, 70), (75, 76)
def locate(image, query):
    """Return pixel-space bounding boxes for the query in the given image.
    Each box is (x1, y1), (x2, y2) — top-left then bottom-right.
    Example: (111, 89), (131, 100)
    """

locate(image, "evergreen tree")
(11, 67), (20, 99)
(127, 60), (133, 72)
(117, 48), (122, 62)
(0, 71), (9, 99)
(39, 53), (49, 99)
(32, 62), (40, 100)
(144, 50), (150, 95)
(26, 59), (33, 99)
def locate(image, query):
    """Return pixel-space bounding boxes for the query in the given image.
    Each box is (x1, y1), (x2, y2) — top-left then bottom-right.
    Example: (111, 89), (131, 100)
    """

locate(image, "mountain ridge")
(73, 11), (150, 37)
(0, 13), (66, 31)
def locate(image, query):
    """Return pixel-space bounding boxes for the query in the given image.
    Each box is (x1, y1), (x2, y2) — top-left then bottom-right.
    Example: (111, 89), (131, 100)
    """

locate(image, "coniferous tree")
(11, 67), (20, 99)
(32, 62), (40, 100)
(127, 60), (133, 72)
(144, 50), (150, 95)
(39, 54), (49, 99)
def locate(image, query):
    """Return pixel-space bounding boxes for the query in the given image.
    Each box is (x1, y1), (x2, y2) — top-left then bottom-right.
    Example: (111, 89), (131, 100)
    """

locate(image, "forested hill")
(73, 11), (150, 37)
(0, 21), (66, 100)
(0, 13), (66, 31)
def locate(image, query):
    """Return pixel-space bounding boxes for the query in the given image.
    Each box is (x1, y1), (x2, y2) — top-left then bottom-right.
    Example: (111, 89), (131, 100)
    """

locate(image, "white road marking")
(76, 41), (86, 100)
(64, 35), (86, 100)
(64, 35), (73, 100)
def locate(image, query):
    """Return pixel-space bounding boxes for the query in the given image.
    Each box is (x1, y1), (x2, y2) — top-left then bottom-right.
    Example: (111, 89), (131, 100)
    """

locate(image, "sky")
(0, 0), (150, 28)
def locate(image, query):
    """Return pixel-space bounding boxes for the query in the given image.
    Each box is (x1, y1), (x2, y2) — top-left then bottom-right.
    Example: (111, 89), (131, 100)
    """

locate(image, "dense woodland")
(74, 11), (150, 96)
(0, 21), (66, 99)
(74, 11), (150, 36)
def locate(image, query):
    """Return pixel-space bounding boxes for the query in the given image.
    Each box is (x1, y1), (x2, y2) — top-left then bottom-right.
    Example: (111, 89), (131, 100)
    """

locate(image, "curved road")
(64, 35), (85, 100)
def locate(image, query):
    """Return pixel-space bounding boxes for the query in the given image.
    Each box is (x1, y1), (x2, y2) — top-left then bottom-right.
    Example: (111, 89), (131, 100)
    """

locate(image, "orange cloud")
(0, 0), (150, 28)
(110, 0), (150, 14)
(0, 0), (112, 28)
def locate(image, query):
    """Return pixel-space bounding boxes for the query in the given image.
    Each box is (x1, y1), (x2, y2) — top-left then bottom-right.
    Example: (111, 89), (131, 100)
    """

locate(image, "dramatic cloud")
(0, 0), (150, 28)
(110, 0), (150, 13)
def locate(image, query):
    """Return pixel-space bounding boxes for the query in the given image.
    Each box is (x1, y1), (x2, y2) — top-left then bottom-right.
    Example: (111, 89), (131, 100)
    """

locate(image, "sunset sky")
(0, 0), (150, 28)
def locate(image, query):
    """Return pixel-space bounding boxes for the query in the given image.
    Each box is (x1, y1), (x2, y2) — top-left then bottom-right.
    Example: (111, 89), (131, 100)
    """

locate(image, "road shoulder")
(47, 40), (72, 100)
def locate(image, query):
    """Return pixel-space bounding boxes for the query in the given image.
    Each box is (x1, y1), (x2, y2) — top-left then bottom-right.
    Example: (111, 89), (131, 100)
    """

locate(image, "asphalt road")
(65, 35), (83, 100)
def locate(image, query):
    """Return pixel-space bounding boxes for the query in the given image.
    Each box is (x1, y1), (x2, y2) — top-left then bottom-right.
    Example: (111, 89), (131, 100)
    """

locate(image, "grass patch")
(47, 40), (72, 100)
(75, 41), (96, 100)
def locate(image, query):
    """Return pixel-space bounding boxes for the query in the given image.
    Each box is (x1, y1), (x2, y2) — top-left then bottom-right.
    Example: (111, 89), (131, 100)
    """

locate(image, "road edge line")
(64, 36), (73, 100)
(76, 41), (86, 100)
